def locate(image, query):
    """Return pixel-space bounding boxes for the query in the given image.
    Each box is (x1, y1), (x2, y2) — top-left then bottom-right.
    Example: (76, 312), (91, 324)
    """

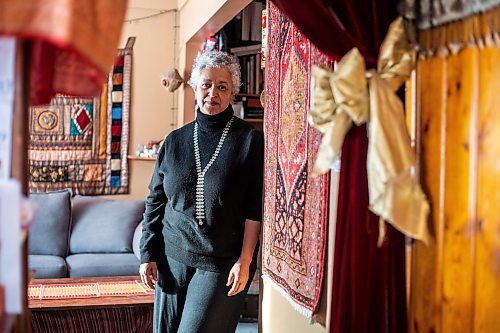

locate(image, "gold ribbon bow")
(309, 17), (430, 244)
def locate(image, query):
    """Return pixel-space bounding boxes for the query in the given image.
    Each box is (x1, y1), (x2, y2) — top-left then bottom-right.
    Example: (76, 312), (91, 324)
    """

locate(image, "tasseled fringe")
(261, 274), (324, 324)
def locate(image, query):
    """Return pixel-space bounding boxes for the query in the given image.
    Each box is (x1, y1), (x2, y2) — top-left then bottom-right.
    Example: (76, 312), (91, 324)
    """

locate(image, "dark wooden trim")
(10, 40), (30, 196)
(10, 39), (31, 333)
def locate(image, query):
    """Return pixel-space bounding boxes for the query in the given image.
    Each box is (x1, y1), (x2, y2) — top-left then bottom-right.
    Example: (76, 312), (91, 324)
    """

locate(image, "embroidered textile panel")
(262, 1), (331, 317)
(28, 50), (131, 195)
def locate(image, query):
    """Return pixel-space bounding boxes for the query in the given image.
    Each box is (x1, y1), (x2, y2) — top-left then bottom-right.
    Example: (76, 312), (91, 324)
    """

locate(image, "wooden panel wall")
(410, 19), (500, 333)
(475, 44), (500, 333)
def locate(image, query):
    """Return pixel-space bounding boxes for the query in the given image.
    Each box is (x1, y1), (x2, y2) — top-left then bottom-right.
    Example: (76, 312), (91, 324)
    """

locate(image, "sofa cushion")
(29, 254), (68, 279)
(70, 196), (145, 254)
(66, 253), (140, 277)
(132, 221), (143, 260)
(29, 189), (72, 256)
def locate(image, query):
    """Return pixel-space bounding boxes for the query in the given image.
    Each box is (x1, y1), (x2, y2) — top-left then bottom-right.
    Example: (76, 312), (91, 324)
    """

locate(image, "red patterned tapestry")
(28, 48), (132, 195)
(262, 1), (332, 318)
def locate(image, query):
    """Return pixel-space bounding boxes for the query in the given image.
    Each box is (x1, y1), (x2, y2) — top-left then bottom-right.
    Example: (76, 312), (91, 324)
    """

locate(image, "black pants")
(153, 256), (255, 333)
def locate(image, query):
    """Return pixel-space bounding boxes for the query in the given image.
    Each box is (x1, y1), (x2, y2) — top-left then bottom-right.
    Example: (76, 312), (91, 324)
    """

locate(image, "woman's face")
(195, 67), (233, 115)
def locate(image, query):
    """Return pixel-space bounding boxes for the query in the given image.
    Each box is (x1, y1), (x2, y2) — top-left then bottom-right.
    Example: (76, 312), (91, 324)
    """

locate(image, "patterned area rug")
(28, 48), (132, 195)
(262, 1), (331, 318)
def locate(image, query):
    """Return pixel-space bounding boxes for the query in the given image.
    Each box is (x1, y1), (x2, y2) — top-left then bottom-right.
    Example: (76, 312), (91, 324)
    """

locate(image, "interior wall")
(109, 0), (178, 200)
(261, 283), (327, 333)
(177, 0), (251, 125)
(110, 0), (251, 198)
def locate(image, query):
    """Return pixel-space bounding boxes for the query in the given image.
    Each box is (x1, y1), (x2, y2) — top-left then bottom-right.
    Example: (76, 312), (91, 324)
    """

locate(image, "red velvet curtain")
(269, 0), (398, 66)
(0, 0), (127, 105)
(333, 125), (407, 333)
(269, 1), (407, 332)
(29, 41), (105, 105)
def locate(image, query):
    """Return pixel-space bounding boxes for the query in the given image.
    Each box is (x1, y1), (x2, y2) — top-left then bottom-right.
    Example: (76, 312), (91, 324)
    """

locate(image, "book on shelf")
(240, 2), (264, 42)
(241, 6), (250, 41)
(241, 95), (263, 119)
(245, 112), (263, 119)
(245, 96), (262, 109)
(250, 2), (264, 41)
(261, 9), (267, 69)
(230, 44), (261, 57)
(244, 113), (264, 119)
(244, 107), (264, 114)
(249, 56), (255, 94)
(255, 53), (261, 92)
(238, 55), (263, 95)
(217, 2), (266, 95)
(232, 94), (264, 120)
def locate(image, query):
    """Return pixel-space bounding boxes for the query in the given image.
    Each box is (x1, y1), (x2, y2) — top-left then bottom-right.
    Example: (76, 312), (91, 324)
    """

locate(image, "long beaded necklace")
(193, 115), (234, 226)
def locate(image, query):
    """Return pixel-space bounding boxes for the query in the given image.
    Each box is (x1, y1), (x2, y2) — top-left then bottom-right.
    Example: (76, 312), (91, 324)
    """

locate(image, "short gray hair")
(188, 51), (241, 96)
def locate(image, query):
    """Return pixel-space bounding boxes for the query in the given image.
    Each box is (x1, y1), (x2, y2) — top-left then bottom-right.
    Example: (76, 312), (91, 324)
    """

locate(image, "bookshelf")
(211, 1), (265, 127)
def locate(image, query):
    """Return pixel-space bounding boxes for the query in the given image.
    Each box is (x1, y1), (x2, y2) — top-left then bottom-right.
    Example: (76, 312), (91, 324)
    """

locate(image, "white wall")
(114, 0), (251, 201)
(110, 0), (178, 200)
(115, 0), (249, 199)
(261, 283), (327, 333)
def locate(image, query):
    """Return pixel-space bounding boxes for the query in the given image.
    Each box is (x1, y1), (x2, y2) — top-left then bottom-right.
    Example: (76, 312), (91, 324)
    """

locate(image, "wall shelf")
(237, 93), (261, 98)
(244, 118), (263, 123)
(127, 155), (156, 161)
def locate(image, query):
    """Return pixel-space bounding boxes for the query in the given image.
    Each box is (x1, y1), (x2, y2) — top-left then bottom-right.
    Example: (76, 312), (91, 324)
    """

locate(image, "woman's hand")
(226, 259), (250, 296)
(139, 262), (158, 289)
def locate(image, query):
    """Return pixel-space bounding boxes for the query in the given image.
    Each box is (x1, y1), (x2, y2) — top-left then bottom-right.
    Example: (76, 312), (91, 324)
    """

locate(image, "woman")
(139, 51), (263, 333)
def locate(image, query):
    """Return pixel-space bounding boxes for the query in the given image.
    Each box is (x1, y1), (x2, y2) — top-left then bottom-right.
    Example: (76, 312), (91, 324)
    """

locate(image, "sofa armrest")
(132, 221), (142, 260)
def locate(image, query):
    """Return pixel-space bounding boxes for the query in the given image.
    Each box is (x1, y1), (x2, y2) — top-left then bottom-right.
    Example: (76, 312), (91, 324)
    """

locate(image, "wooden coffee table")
(28, 276), (154, 333)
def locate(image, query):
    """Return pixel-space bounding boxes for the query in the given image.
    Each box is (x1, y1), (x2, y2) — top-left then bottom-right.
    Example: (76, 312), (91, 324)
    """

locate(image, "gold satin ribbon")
(309, 17), (430, 244)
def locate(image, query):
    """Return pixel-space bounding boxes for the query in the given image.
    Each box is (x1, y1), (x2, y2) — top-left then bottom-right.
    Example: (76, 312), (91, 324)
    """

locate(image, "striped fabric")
(29, 280), (153, 300)
(31, 306), (153, 333)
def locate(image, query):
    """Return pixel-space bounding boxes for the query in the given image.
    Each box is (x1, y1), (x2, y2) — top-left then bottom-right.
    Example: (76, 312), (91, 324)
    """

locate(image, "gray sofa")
(28, 190), (145, 279)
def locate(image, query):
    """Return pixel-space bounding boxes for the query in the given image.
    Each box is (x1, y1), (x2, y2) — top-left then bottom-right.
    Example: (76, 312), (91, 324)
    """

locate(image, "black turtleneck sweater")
(139, 106), (264, 272)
